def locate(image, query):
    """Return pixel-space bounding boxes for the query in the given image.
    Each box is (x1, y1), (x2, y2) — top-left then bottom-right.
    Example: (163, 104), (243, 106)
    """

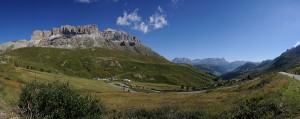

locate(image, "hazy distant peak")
(172, 57), (192, 63)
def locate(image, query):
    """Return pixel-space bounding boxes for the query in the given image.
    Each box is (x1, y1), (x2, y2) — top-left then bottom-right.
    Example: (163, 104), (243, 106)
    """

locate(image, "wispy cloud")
(75, 0), (97, 3)
(294, 41), (300, 47)
(117, 9), (141, 26)
(149, 6), (168, 29)
(133, 22), (149, 33)
(116, 6), (168, 33)
(171, 0), (184, 8)
(171, 0), (178, 6)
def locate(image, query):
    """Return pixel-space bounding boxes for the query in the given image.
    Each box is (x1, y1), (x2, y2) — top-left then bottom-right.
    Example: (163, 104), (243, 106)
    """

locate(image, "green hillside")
(0, 47), (217, 87)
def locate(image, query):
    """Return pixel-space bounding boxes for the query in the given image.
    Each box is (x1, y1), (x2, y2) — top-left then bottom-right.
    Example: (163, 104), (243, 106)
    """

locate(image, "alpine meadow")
(0, 0), (300, 118)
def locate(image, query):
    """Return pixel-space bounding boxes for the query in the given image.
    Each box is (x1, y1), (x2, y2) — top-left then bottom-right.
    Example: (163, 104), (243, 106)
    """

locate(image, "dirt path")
(107, 81), (246, 94)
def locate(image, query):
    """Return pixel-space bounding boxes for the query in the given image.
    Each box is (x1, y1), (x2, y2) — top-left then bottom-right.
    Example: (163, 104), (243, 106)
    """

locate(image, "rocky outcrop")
(52, 24), (99, 35)
(30, 25), (140, 43)
(1, 24), (156, 56)
(101, 28), (140, 43)
(0, 40), (29, 52)
(31, 24), (99, 40)
(32, 30), (51, 40)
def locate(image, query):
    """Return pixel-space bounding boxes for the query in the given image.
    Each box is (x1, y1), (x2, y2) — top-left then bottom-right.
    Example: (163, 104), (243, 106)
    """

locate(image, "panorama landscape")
(0, 0), (300, 118)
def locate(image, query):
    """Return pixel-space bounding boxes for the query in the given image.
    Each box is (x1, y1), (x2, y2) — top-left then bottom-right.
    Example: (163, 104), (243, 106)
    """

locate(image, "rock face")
(0, 40), (29, 51)
(52, 24), (99, 35)
(102, 28), (140, 43)
(31, 24), (99, 40)
(1, 24), (156, 56)
(32, 30), (51, 40)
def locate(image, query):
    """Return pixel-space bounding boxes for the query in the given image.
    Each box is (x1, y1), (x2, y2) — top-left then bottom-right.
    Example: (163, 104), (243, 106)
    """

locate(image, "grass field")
(0, 47), (217, 87)
(0, 63), (299, 118)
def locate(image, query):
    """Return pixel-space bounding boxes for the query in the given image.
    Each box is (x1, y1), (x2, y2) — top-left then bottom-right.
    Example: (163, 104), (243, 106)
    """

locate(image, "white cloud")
(149, 7), (168, 29)
(294, 41), (300, 47)
(171, 0), (178, 5)
(158, 6), (163, 12)
(117, 9), (141, 26)
(116, 6), (168, 33)
(133, 22), (149, 33)
(75, 0), (95, 3)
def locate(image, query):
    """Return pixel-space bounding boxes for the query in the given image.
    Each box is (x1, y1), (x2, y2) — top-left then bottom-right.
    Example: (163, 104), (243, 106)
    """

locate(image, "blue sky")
(1, 0), (300, 62)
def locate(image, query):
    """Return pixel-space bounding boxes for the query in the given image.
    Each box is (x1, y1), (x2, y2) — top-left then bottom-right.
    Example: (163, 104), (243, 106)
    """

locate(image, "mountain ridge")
(221, 45), (300, 80)
(0, 24), (157, 56)
(172, 57), (247, 75)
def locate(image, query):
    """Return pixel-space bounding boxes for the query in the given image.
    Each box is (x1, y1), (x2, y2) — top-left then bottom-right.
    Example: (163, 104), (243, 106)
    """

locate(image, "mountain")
(221, 60), (275, 80)
(192, 58), (228, 65)
(224, 61), (249, 71)
(221, 45), (300, 80)
(221, 62), (260, 80)
(194, 64), (228, 76)
(266, 47), (300, 72)
(172, 57), (228, 65)
(172, 58), (192, 64)
(172, 58), (247, 76)
(0, 24), (157, 56)
(0, 24), (217, 86)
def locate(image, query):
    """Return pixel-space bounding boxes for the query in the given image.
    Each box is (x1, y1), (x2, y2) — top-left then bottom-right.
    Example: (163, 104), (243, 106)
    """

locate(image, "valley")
(0, 24), (299, 118)
(0, 13), (299, 118)
(172, 57), (247, 76)
(0, 62), (300, 118)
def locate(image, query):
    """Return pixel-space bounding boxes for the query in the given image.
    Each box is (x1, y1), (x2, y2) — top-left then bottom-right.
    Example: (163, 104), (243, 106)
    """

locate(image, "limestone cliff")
(0, 24), (156, 56)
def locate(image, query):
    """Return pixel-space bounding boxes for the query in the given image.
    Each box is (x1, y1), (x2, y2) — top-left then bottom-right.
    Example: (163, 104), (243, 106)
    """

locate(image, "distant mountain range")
(172, 58), (247, 76)
(221, 45), (300, 80)
(221, 62), (261, 80)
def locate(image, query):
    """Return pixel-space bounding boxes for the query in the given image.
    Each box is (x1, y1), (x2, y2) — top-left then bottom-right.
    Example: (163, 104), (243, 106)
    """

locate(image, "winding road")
(108, 82), (137, 93)
(279, 72), (300, 81)
(108, 81), (246, 94)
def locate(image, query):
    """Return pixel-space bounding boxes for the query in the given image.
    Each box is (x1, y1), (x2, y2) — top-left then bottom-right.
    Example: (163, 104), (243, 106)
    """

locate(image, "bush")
(19, 80), (105, 119)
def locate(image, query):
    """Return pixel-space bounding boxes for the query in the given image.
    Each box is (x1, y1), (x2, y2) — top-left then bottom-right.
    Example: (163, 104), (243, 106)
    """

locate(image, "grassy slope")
(1, 47), (216, 87)
(0, 63), (299, 118)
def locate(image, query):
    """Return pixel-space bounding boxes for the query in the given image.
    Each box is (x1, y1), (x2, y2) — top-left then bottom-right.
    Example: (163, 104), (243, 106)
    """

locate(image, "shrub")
(19, 80), (105, 119)
(224, 96), (282, 118)
(181, 85), (184, 89)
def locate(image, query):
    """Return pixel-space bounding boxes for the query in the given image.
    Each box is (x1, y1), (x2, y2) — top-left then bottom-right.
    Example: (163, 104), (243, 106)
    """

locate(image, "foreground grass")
(0, 64), (299, 118)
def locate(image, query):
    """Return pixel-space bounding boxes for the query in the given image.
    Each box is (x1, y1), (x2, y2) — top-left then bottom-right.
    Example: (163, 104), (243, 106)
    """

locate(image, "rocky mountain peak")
(31, 30), (52, 40)
(31, 24), (99, 40)
(172, 57), (192, 63)
(1, 24), (156, 56)
(55, 24), (98, 35)
(102, 28), (140, 43)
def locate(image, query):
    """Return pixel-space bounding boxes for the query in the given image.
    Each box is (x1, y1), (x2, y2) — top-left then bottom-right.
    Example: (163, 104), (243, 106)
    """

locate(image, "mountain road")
(279, 72), (300, 81)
